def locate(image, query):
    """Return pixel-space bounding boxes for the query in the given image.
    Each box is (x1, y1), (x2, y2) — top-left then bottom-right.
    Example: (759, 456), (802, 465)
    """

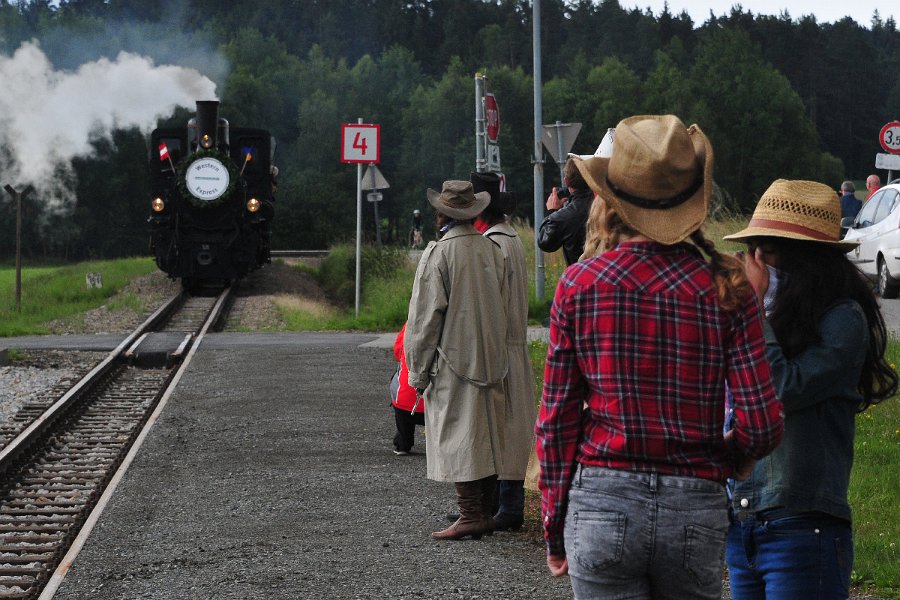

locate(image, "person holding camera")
(537, 157), (594, 265)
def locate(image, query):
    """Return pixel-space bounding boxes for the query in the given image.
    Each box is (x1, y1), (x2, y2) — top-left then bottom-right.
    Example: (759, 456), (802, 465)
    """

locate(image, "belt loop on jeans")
(649, 472), (658, 492)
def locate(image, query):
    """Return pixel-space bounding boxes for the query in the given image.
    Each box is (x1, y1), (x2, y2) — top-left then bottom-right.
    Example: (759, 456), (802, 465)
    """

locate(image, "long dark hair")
(764, 237), (897, 410)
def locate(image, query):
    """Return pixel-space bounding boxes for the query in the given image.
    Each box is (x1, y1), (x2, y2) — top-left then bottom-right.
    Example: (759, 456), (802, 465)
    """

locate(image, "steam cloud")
(0, 40), (216, 212)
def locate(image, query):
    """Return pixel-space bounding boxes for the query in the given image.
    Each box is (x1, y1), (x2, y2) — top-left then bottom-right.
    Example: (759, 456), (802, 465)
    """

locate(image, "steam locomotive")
(147, 100), (275, 289)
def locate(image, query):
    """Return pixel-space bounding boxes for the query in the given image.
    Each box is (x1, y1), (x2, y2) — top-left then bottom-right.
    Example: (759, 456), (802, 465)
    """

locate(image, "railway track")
(269, 249), (328, 258)
(0, 286), (233, 599)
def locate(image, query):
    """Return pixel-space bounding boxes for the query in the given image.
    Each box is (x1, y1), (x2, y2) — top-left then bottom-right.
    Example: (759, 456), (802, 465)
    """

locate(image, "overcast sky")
(621, 0), (894, 27)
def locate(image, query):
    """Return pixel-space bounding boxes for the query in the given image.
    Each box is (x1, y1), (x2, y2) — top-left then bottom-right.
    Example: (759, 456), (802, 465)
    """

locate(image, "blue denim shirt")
(732, 300), (867, 522)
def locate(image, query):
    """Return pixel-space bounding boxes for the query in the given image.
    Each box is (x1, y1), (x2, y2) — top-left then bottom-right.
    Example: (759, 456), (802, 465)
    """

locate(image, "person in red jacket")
(391, 323), (425, 455)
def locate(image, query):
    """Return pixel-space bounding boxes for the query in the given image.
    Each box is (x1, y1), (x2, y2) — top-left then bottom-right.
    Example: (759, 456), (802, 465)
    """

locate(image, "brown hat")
(426, 180), (490, 220)
(573, 115), (712, 245)
(724, 179), (859, 251)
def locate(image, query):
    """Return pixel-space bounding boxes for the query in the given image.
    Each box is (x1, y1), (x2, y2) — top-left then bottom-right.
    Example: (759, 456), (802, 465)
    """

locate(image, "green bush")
(317, 244), (410, 308)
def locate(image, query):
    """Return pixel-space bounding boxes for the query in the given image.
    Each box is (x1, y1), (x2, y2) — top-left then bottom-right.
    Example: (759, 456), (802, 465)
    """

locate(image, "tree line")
(1, 0), (898, 259)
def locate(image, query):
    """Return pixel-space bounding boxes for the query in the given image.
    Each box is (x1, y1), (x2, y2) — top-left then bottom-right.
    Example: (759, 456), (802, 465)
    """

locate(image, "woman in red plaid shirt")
(535, 115), (785, 599)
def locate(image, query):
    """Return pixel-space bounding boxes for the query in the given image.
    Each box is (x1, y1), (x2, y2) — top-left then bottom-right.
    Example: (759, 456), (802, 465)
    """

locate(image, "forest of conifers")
(1, 0), (899, 258)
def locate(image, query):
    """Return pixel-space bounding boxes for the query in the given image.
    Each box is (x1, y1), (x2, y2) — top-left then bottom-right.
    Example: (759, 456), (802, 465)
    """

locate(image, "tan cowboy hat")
(724, 179), (859, 251)
(426, 180), (490, 220)
(573, 115), (713, 245)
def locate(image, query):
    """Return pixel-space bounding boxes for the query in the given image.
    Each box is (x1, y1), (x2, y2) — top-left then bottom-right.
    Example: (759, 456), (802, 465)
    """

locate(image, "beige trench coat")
(405, 224), (509, 483)
(484, 222), (538, 480)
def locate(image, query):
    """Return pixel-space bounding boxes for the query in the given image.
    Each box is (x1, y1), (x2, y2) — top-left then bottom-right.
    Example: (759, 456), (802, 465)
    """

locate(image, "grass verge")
(278, 243), (415, 332)
(849, 339), (900, 597)
(0, 258), (157, 337)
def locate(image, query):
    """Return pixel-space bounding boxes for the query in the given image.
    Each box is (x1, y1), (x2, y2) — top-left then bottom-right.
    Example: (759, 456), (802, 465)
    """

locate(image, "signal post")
(341, 121), (381, 317)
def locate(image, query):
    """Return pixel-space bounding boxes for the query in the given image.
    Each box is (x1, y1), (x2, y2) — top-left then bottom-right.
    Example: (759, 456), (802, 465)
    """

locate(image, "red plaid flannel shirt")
(536, 242), (784, 556)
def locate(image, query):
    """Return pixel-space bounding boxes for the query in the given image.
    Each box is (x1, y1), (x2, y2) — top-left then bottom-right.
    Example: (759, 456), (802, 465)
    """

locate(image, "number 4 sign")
(341, 123), (381, 163)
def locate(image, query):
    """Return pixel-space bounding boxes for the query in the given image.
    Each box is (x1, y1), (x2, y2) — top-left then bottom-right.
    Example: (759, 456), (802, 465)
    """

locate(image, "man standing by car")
(840, 181), (862, 219)
(866, 174), (881, 200)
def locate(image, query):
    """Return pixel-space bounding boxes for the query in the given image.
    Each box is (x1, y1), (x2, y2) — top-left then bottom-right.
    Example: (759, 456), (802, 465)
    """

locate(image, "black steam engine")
(148, 100), (275, 289)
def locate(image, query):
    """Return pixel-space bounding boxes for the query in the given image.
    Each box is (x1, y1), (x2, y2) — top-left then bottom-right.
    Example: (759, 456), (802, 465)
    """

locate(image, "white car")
(843, 182), (900, 298)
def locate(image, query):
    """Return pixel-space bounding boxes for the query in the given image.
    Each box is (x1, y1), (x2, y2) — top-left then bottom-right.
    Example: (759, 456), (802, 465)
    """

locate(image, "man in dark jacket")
(537, 158), (593, 265)
(839, 180), (862, 220)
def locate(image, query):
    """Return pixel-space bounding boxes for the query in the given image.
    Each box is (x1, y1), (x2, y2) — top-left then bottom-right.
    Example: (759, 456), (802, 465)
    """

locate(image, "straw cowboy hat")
(724, 179), (859, 251)
(470, 171), (516, 214)
(427, 180), (490, 220)
(573, 115), (713, 245)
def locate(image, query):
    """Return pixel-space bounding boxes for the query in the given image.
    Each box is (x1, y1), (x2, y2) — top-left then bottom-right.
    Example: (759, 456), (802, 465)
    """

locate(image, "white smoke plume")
(0, 40), (216, 212)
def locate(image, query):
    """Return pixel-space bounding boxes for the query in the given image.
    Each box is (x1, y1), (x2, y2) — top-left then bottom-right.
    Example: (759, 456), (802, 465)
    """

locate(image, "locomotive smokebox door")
(194, 101), (220, 150)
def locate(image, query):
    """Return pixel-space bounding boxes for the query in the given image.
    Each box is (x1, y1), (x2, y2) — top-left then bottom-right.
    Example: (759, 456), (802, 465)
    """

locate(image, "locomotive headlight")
(200, 133), (212, 149)
(151, 197), (165, 212)
(246, 197), (261, 213)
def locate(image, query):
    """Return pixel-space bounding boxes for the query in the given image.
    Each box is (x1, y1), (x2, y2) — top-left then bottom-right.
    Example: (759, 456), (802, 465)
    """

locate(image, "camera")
(557, 186), (570, 199)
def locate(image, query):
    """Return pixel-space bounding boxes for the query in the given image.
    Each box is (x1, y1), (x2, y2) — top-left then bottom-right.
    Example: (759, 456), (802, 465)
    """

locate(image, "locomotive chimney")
(195, 100), (219, 150)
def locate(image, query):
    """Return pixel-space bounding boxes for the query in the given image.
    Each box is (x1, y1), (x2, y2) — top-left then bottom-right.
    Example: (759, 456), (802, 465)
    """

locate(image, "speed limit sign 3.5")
(879, 121), (900, 154)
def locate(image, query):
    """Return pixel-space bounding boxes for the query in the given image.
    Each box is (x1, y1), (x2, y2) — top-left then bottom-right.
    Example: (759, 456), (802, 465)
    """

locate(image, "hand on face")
(740, 248), (769, 306)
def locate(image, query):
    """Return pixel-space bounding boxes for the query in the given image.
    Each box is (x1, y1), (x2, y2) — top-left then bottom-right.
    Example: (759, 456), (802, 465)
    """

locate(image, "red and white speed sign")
(485, 93), (500, 143)
(341, 123), (381, 163)
(879, 121), (900, 154)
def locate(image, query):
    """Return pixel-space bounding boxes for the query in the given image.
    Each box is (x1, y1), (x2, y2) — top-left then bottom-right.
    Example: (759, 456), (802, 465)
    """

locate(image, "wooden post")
(4, 184), (33, 311)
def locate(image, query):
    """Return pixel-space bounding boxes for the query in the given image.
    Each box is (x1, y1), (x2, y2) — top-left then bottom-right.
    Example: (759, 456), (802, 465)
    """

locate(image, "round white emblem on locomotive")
(185, 157), (230, 201)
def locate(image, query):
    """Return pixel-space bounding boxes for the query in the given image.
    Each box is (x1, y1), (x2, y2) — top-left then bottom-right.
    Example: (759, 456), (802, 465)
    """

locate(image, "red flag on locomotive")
(159, 142), (170, 162)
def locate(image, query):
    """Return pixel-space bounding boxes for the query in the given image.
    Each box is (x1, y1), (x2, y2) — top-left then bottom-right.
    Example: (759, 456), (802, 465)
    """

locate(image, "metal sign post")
(3, 184), (33, 311)
(341, 120), (381, 317)
(362, 165), (390, 248)
(475, 74), (487, 173)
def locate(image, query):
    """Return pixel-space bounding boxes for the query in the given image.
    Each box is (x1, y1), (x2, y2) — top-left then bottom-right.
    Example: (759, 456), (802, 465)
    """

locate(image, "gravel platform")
(51, 332), (572, 600)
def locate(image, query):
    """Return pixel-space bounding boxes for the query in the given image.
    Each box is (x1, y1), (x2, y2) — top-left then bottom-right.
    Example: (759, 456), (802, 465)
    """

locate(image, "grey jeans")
(564, 465), (729, 600)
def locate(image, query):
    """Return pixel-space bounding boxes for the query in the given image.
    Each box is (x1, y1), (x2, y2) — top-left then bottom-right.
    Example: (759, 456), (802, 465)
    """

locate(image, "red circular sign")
(485, 93), (500, 142)
(879, 121), (900, 154)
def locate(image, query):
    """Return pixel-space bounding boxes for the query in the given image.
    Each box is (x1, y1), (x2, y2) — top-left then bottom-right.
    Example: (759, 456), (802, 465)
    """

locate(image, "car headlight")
(246, 197), (260, 213)
(151, 197), (165, 212)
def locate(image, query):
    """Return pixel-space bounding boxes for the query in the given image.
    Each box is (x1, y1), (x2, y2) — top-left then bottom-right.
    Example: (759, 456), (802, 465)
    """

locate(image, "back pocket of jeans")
(570, 510), (626, 572)
(683, 524), (726, 586)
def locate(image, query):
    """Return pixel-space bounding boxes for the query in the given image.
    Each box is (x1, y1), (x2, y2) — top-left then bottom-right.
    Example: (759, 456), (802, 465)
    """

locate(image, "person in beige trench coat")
(405, 180), (510, 541)
(471, 171), (537, 533)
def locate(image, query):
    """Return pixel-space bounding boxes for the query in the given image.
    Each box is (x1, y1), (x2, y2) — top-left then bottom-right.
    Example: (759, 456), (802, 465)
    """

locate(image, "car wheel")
(878, 257), (900, 299)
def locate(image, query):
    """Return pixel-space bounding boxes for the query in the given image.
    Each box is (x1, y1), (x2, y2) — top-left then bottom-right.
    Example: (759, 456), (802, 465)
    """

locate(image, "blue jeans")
(564, 465), (729, 600)
(726, 509), (853, 600)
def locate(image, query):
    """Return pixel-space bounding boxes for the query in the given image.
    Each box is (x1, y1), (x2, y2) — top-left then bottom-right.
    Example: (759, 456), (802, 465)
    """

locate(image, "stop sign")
(485, 93), (500, 142)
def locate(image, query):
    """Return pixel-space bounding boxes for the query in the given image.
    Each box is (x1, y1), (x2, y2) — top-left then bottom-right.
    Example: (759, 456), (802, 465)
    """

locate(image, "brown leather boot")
(480, 475), (499, 535)
(431, 480), (487, 540)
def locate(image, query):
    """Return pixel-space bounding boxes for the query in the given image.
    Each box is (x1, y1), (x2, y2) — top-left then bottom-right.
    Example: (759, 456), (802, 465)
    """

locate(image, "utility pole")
(533, 0), (545, 301)
(4, 184), (34, 311)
